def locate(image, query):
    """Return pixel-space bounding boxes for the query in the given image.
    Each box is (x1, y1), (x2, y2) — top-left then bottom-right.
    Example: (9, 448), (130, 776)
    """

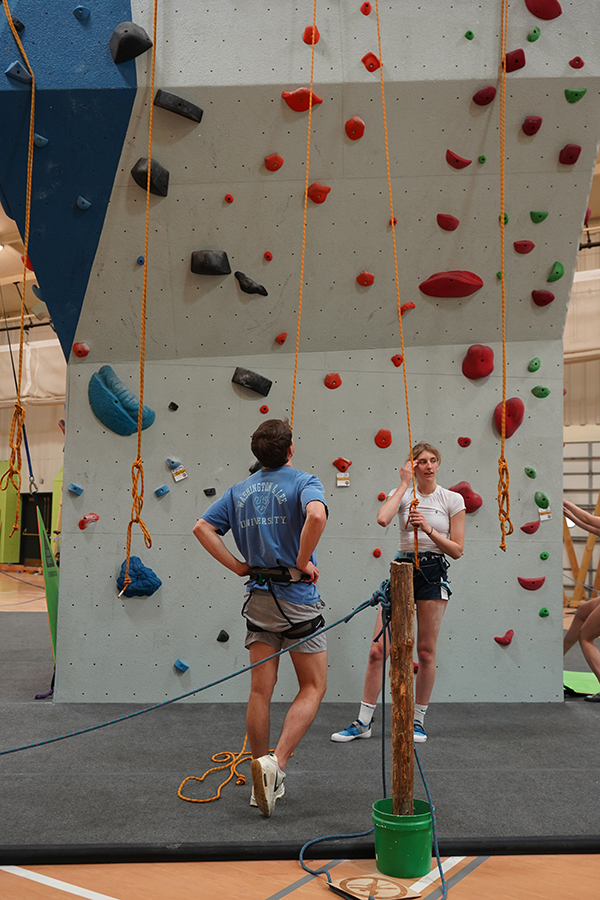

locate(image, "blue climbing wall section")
(0, 1), (136, 358)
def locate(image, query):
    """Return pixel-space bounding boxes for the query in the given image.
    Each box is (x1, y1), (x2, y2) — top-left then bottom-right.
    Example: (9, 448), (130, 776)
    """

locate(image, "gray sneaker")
(584, 692), (600, 702)
(330, 718), (372, 742)
(250, 753), (286, 816)
(250, 780), (285, 807)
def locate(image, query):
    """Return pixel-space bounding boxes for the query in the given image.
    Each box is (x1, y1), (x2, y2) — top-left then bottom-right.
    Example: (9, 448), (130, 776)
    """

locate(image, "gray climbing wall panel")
(54, 1), (600, 702)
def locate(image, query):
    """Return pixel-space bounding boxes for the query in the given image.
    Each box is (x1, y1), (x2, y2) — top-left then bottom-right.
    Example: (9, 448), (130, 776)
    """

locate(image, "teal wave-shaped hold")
(88, 365), (155, 436)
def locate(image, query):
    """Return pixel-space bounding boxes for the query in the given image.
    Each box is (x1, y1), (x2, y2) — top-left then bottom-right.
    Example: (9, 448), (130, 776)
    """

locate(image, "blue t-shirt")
(201, 465), (327, 604)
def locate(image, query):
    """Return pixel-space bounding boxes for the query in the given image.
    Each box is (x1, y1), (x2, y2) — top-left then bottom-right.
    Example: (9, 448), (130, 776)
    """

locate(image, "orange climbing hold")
(282, 88), (323, 111)
(333, 457), (352, 472)
(324, 373), (342, 389)
(345, 116), (365, 140)
(361, 52), (380, 72)
(264, 153), (284, 171)
(357, 271), (375, 286)
(302, 25), (320, 45)
(307, 183), (331, 204)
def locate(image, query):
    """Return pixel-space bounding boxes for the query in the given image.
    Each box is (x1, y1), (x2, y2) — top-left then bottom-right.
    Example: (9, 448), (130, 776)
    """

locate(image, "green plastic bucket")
(372, 797), (433, 878)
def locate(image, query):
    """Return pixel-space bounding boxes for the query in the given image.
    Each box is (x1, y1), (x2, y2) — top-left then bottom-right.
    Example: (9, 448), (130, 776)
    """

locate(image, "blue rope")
(0, 570), (45, 589)
(415, 747), (447, 899)
(0, 598), (374, 757)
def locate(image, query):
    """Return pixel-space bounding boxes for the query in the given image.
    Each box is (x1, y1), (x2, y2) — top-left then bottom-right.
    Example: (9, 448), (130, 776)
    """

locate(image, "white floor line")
(409, 855), (466, 892)
(0, 866), (123, 900)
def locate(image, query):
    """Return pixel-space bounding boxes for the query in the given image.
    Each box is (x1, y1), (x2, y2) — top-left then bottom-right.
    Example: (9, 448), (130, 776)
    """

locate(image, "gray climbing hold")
(234, 271), (268, 296)
(34, 134), (49, 148)
(232, 367), (272, 397)
(5, 61), (32, 84)
(191, 250), (231, 276)
(73, 6), (90, 20)
(154, 89), (203, 123)
(131, 158), (169, 197)
(109, 22), (152, 64)
(88, 365), (155, 436)
(76, 196), (91, 210)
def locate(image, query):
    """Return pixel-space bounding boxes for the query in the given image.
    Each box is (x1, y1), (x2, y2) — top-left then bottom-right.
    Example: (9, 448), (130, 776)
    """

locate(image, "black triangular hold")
(154, 89), (203, 123)
(11, 17), (24, 32)
(234, 271), (268, 296)
(109, 21), (152, 64)
(232, 367), (272, 397)
(216, 630), (229, 642)
(131, 158), (169, 197)
(191, 250), (231, 276)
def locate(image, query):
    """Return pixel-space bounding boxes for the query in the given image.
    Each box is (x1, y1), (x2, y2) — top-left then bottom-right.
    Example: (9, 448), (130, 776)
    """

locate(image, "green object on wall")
(525, 467), (537, 478)
(528, 358), (541, 372)
(565, 88), (587, 104)
(547, 261), (564, 282)
(531, 385), (550, 398)
(465, 30), (474, 40)
(539, 607), (549, 617)
(478, 154), (486, 163)
(540, 551), (549, 561)
(535, 491), (549, 509)
(0, 461), (21, 563)
(530, 211), (548, 223)
(527, 27), (540, 42)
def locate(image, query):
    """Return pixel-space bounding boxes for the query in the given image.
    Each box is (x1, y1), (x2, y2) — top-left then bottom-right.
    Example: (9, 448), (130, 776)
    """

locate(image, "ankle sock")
(414, 703), (428, 727)
(358, 701), (376, 726)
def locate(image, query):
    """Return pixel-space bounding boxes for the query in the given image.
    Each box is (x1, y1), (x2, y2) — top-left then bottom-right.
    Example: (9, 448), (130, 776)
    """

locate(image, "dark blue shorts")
(394, 552), (451, 601)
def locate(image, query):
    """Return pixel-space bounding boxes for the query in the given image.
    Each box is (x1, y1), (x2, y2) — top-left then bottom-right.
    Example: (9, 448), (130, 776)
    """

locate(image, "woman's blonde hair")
(406, 442), (441, 465)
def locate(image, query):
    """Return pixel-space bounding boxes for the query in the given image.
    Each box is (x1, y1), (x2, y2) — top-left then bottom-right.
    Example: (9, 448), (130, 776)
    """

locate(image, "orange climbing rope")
(497, 0), (514, 551)
(374, 1), (420, 564)
(0, 2), (36, 536)
(289, 0), (318, 431)
(122, 0), (159, 592)
(178, 734), (253, 804)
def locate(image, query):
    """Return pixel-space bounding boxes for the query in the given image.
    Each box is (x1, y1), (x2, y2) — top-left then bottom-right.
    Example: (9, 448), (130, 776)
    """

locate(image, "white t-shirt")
(390, 484), (466, 553)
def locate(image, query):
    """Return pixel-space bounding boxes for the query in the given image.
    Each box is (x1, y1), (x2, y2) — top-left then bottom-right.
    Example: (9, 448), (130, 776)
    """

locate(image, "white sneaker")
(250, 780), (285, 807)
(250, 753), (286, 817)
(330, 719), (372, 742)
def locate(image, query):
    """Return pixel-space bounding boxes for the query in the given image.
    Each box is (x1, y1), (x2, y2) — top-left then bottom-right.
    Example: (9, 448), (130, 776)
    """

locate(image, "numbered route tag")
(538, 506), (551, 523)
(171, 464), (188, 482)
(336, 472), (350, 488)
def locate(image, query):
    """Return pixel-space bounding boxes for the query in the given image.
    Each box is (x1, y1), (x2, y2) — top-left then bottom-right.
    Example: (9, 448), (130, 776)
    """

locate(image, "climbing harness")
(242, 568), (325, 640)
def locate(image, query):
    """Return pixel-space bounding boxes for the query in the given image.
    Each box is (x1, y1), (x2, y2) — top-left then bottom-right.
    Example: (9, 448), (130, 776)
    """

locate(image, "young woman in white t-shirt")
(331, 442), (465, 743)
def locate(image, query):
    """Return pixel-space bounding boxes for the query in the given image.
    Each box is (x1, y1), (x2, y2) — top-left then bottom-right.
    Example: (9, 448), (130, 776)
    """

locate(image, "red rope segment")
(0, 1), (36, 536)
(497, 0), (513, 551)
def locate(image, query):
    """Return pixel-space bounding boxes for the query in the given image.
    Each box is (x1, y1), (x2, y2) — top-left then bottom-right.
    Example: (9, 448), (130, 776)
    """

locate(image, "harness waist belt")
(247, 614), (325, 640)
(250, 566), (311, 584)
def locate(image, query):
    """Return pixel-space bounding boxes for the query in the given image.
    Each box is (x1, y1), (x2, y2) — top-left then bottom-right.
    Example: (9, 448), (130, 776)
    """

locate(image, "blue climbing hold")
(137, 255), (145, 265)
(88, 365), (155, 436)
(174, 659), (189, 673)
(31, 285), (43, 301)
(117, 556), (162, 597)
(166, 458), (181, 470)
(68, 483), (84, 495)
(154, 485), (170, 498)
(5, 61), (32, 84)
(34, 134), (49, 148)
(77, 196), (91, 210)
(73, 6), (90, 20)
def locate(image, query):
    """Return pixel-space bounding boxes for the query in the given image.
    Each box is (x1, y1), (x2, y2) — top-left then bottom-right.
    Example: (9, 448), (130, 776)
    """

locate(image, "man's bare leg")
(246, 641), (279, 759)
(273, 650), (327, 770)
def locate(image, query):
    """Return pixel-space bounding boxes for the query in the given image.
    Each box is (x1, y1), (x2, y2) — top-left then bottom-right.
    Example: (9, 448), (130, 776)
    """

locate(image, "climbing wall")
(2, 1), (599, 702)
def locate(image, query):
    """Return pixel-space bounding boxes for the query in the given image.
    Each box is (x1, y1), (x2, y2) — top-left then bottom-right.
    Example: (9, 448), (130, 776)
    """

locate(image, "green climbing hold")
(496, 271), (503, 280)
(499, 213), (509, 225)
(531, 385), (550, 398)
(540, 552), (549, 561)
(535, 491), (549, 509)
(525, 467), (537, 479)
(538, 606), (550, 617)
(530, 211), (549, 224)
(478, 154), (486, 163)
(527, 27), (541, 42)
(465, 30), (474, 40)
(528, 358), (541, 372)
(547, 261), (564, 282)
(565, 88), (587, 104)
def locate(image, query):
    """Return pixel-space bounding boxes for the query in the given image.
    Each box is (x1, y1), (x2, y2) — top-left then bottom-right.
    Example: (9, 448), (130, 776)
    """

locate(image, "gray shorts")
(243, 590), (327, 654)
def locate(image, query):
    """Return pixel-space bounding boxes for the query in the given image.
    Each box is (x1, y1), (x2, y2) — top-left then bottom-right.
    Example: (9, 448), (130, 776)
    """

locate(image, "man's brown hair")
(251, 418), (293, 469)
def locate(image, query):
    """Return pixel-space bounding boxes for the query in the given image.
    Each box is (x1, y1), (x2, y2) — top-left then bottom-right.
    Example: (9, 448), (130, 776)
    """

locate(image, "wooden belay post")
(372, 560), (433, 879)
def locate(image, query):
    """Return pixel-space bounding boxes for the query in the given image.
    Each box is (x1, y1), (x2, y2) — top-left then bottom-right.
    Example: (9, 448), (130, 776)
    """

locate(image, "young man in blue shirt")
(193, 419), (328, 816)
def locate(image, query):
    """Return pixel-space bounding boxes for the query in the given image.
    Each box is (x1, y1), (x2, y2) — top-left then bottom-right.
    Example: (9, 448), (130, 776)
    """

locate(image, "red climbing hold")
(260, 405), (269, 414)
(264, 251), (273, 261)
(505, 49), (526, 72)
(446, 149), (472, 169)
(78, 513), (99, 530)
(462, 344), (494, 379)
(472, 86), (497, 106)
(345, 116), (365, 140)
(302, 25), (320, 45)
(282, 87), (323, 111)
(521, 520), (540, 534)
(458, 437), (472, 448)
(389, 217), (397, 226)
(400, 302), (415, 316)
(361, 52), (380, 72)
(307, 182), (331, 204)
(264, 153), (284, 171)
(585, 207), (592, 227)
(569, 57), (584, 69)
(324, 373), (342, 389)
(514, 241), (535, 254)
(20, 254), (34, 271)
(517, 576), (546, 591)
(532, 290), (555, 307)
(449, 481), (483, 513)
(373, 549), (382, 558)
(72, 342), (90, 358)
(525, 0), (562, 19)
(559, 144), (581, 165)
(378, 492), (387, 502)
(391, 354), (404, 368)
(333, 457), (352, 472)
(437, 214), (460, 232)
(361, 1), (372, 14)
(419, 271), (483, 298)
(224, 194), (234, 204)
(494, 629), (514, 646)
(357, 271), (375, 286)
(374, 429), (392, 449)
(522, 116), (542, 136)
(494, 398), (525, 438)
(275, 333), (287, 345)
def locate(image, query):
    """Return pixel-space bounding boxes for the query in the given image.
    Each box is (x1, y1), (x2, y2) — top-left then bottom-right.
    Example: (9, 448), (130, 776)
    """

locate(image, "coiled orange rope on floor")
(374, 0), (420, 565)
(289, 0), (318, 431)
(122, 1), (159, 591)
(497, 0), (514, 551)
(178, 734), (253, 803)
(0, 2), (36, 537)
